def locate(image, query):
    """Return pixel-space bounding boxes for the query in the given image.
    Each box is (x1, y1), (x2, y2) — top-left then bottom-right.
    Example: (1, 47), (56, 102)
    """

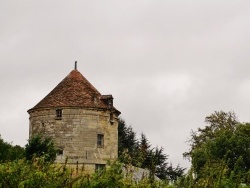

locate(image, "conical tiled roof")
(28, 69), (120, 114)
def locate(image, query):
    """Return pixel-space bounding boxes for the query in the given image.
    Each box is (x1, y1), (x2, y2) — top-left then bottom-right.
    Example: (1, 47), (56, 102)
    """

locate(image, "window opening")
(56, 109), (62, 119)
(97, 134), (104, 147)
(110, 113), (114, 124)
(108, 99), (113, 108)
(57, 148), (63, 155)
(95, 164), (105, 173)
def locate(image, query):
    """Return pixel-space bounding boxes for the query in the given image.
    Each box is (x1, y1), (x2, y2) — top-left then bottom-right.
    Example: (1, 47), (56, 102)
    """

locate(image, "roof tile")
(28, 70), (120, 114)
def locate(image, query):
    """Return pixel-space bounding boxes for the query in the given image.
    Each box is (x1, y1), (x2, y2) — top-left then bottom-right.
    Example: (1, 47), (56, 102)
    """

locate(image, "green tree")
(183, 111), (250, 187)
(0, 135), (24, 162)
(0, 157), (74, 188)
(7, 145), (25, 161)
(118, 118), (138, 158)
(137, 133), (151, 169)
(0, 158), (166, 188)
(118, 119), (184, 182)
(165, 163), (185, 182)
(148, 147), (167, 181)
(25, 135), (57, 162)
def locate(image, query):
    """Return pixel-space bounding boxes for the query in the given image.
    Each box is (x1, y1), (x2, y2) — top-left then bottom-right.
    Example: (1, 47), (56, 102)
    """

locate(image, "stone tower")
(27, 63), (121, 172)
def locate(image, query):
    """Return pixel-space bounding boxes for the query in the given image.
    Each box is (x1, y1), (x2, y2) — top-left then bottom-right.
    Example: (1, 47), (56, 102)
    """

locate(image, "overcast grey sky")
(1, 0), (250, 168)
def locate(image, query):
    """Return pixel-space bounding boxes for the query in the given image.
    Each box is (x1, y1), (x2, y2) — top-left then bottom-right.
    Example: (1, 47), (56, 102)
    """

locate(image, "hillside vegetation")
(0, 111), (249, 187)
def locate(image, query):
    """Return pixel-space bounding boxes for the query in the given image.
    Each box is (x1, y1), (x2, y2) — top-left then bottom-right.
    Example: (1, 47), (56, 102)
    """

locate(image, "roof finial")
(75, 61), (77, 70)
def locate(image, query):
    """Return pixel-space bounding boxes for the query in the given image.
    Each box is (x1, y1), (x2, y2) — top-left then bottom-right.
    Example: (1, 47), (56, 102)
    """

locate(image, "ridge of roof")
(28, 70), (120, 114)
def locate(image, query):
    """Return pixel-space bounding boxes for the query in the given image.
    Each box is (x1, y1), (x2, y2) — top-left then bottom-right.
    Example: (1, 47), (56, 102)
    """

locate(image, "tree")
(25, 135), (57, 162)
(118, 118), (184, 182)
(148, 147), (167, 181)
(183, 111), (250, 187)
(7, 145), (25, 161)
(0, 135), (24, 162)
(165, 164), (185, 182)
(0, 136), (12, 162)
(118, 118), (138, 157)
(137, 133), (152, 169)
(0, 158), (166, 188)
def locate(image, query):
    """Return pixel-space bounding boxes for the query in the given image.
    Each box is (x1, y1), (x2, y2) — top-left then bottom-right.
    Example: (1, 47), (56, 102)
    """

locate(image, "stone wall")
(29, 107), (118, 172)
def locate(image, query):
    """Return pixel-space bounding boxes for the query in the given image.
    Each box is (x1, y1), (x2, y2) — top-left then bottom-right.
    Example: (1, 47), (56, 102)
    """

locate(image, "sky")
(1, 0), (250, 169)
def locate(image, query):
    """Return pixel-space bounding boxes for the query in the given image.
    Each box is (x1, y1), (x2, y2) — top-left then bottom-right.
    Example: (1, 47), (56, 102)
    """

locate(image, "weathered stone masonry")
(28, 65), (120, 173)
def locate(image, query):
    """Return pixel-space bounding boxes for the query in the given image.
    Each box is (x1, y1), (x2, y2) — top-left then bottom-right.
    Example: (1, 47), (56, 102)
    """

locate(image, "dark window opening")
(56, 109), (62, 119)
(97, 134), (104, 147)
(108, 99), (113, 108)
(110, 113), (114, 124)
(57, 148), (63, 155)
(95, 164), (105, 173)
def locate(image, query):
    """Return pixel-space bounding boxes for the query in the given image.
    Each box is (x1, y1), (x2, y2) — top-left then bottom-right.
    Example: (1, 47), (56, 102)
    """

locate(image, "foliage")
(0, 157), (168, 188)
(0, 133), (172, 187)
(0, 135), (24, 162)
(183, 111), (250, 187)
(118, 119), (137, 155)
(165, 163), (185, 182)
(118, 119), (185, 182)
(137, 133), (152, 169)
(0, 158), (74, 188)
(25, 135), (57, 162)
(5, 110), (250, 187)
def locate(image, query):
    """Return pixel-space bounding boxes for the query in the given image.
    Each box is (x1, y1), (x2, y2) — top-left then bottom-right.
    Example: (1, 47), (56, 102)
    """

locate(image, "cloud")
(1, 0), (250, 169)
(153, 73), (193, 103)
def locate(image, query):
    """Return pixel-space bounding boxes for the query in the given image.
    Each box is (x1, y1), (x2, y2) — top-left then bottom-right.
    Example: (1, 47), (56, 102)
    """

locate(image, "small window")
(108, 99), (113, 108)
(56, 109), (62, 119)
(110, 113), (114, 124)
(57, 148), (63, 155)
(95, 164), (105, 173)
(97, 134), (104, 147)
